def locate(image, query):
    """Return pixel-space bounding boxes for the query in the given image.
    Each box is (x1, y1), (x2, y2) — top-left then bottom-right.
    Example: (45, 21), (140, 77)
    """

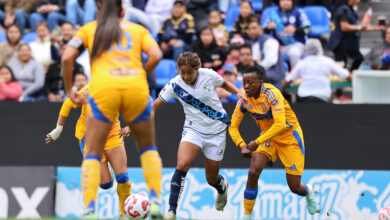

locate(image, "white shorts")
(180, 127), (226, 161)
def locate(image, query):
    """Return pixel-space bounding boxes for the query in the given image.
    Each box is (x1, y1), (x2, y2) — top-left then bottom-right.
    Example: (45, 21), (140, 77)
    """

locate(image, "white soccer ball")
(379, 206), (390, 220)
(124, 193), (151, 219)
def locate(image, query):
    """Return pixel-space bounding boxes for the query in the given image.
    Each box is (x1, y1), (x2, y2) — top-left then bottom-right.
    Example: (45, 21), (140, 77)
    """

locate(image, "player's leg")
(105, 145), (131, 216)
(82, 114), (112, 215)
(99, 160), (114, 190)
(243, 152), (269, 219)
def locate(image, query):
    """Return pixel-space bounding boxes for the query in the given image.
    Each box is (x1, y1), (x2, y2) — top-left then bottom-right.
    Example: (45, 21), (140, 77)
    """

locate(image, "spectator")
(158, 0), (195, 46)
(363, 26), (390, 70)
(8, 44), (45, 101)
(50, 22), (75, 61)
(0, 24), (23, 65)
(247, 19), (285, 85)
(263, 0), (311, 67)
(73, 71), (88, 91)
(191, 27), (226, 71)
(145, 0), (175, 30)
(29, 22), (53, 71)
(209, 10), (229, 47)
(123, 5), (162, 35)
(0, 65), (23, 101)
(159, 30), (185, 60)
(235, 43), (262, 80)
(217, 64), (243, 103)
(231, 1), (258, 40)
(29, 0), (67, 32)
(3, 0), (36, 34)
(45, 45), (84, 102)
(66, 0), (96, 27)
(224, 43), (241, 66)
(282, 38), (350, 103)
(328, 0), (380, 72)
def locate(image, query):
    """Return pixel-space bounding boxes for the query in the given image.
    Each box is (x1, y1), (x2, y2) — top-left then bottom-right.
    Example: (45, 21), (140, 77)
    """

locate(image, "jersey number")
(110, 32), (132, 52)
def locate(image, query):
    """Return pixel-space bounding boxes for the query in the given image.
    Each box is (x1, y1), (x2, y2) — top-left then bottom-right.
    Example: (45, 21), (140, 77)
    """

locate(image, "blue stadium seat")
(224, 5), (240, 32)
(22, 32), (37, 44)
(0, 31), (6, 43)
(249, 0), (263, 11)
(155, 59), (177, 89)
(260, 6), (278, 27)
(303, 6), (330, 37)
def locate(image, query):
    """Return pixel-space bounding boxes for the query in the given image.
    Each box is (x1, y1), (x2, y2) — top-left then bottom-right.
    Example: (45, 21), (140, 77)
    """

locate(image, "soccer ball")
(124, 193), (151, 219)
(379, 207), (390, 220)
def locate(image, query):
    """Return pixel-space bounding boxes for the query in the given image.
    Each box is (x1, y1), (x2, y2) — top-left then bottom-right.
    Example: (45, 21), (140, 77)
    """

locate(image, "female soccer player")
(45, 83), (131, 217)
(228, 66), (319, 220)
(61, 0), (163, 217)
(153, 52), (246, 219)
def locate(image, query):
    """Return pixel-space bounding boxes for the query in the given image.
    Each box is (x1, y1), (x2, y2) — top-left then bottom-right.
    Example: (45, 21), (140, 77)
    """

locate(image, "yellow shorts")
(255, 128), (305, 176)
(79, 134), (124, 163)
(87, 82), (152, 123)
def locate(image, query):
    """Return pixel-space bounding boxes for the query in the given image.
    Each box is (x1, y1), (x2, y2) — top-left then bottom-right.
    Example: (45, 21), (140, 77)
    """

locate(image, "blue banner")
(55, 167), (390, 219)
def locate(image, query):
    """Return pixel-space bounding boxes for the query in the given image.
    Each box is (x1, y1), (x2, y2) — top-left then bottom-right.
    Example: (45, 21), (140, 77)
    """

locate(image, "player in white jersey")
(153, 52), (246, 219)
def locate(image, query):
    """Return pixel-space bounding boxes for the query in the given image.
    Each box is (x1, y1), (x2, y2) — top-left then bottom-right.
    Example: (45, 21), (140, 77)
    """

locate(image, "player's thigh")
(255, 139), (278, 165)
(100, 161), (112, 183)
(85, 114), (112, 156)
(105, 144), (128, 176)
(128, 116), (156, 150)
(202, 131), (226, 162)
(176, 141), (202, 172)
(277, 135), (305, 176)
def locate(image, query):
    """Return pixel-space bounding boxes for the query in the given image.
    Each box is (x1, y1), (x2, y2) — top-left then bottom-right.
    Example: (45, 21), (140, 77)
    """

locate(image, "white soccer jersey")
(159, 68), (229, 135)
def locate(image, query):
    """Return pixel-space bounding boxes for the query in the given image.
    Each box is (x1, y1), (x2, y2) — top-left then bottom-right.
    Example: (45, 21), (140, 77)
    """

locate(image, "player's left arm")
(228, 100), (247, 148)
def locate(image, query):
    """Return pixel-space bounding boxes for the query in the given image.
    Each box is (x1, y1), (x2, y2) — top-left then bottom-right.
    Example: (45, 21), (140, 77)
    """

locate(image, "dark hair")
(243, 65), (266, 81)
(91, 0), (122, 60)
(240, 42), (252, 52)
(240, 0), (253, 9)
(18, 43), (31, 51)
(177, 52), (201, 70)
(0, 65), (17, 82)
(248, 18), (261, 26)
(61, 21), (75, 29)
(36, 22), (49, 31)
(73, 71), (87, 82)
(6, 24), (22, 44)
(229, 43), (242, 53)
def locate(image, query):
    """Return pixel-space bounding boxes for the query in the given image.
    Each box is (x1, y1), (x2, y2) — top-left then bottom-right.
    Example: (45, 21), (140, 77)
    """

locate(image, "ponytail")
(91, 0), (122, 60)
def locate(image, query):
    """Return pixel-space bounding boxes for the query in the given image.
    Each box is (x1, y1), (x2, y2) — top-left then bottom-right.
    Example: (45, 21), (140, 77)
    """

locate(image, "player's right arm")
(140, 26), (162, 73)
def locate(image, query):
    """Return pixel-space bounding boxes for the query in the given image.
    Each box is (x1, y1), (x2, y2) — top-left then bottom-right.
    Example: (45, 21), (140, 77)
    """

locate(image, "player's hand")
(119, 126), (132, 138)
(247, 141), (258, 152)
(45, 134), (54, 144)
(236, 90), (248, 104)
(69, 88), (86, 105)
(241, 146), (252, 158)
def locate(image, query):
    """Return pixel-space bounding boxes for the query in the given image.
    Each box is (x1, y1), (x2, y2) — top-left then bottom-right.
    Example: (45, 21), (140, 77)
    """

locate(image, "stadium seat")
(0, 31), (6, 43)
(224, 5), (240, 33)
(249, 0), (263, 11)
(22, 32), (37, 44)
(155, 59), (177, 89)
(303, 6), (330, 37)
(260, 6), (278, 27)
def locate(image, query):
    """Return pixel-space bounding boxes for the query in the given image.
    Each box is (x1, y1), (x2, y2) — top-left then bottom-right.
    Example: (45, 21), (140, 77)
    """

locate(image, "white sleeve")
(260, 38), (279, 70)
(328, 58), (350, 79)
(208, 69), (224, 88)
(285, 62), (302, 82)
(158, 80), (176, 102)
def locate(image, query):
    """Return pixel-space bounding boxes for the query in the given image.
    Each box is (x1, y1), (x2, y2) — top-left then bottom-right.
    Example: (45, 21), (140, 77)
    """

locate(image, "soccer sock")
(244, 188), (258, 215)
(100, 180), (113, 190)
(169, 169), (187, 214)
(298, 184), (309, 197)
(211, 175), (226, 194)
(140, 146), (162, 203)
(116, 172), (131, 215)
(81, 155), (101, 212)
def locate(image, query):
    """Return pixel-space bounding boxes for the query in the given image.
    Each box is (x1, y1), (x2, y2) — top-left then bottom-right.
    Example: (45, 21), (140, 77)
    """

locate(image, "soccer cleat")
(150, 201), (163, 219)
(241, 214), (252, 220)
(118, 214), (129, 220)
(215, 180), (229, 211)
(82, 209), (97, 219)
(163, 210), (176, 219)
(306, 184), (318, 215)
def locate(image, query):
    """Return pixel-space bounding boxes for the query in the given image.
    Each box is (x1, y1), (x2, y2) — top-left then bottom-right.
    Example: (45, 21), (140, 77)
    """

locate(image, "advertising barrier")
(55, 167), (390, 219)
(0, 166), (55, 218)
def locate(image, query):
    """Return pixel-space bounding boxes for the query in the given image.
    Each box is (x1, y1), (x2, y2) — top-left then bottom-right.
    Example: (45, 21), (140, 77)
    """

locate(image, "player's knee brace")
(100, 180), (113, 189)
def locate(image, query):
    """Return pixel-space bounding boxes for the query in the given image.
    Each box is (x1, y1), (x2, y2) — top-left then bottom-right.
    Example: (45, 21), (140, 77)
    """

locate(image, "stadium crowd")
(0, 0), (388, 103)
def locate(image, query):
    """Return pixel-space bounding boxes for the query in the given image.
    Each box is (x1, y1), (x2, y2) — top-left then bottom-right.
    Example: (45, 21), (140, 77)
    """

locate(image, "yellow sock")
(244, 198), (256, 215)
(116, 173), (131, 215)
(140, 147), (162, 200)
(81, 155), (101, 211)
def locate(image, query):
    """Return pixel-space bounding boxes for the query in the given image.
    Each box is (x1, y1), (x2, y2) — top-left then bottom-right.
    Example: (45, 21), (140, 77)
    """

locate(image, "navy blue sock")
(212, 175), (226, 194)
(169, 169), (187, 214)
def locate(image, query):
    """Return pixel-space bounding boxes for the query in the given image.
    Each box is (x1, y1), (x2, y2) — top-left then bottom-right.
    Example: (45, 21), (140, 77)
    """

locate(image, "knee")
(47, 12), (58, 20)
(176, 161), (190, 172)
(14, 9), (24, 17)
(248, 168), (261, 180)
